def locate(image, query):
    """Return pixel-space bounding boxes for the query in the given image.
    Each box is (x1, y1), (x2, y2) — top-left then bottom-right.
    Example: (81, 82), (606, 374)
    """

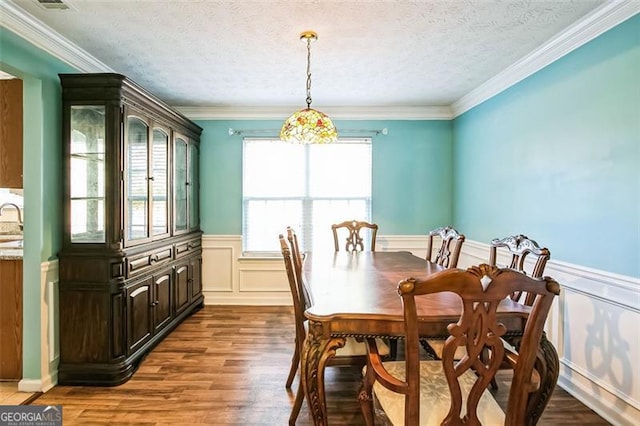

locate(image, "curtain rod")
(228, 127), (388, 136)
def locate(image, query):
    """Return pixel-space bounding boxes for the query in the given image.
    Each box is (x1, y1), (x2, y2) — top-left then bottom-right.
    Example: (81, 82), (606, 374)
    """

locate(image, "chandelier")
(280, 31), (338, 144)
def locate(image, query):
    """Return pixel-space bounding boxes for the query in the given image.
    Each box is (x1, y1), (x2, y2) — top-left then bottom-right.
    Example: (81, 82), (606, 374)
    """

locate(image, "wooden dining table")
(300, 250), (559, 426)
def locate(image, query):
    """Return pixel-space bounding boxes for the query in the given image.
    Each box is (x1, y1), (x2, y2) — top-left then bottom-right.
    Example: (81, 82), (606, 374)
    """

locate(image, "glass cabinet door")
(69, 105), (106, 243)
(152, 128), (169, 236)
(127, 116), (149, 241)
(174, 136), (188, 233)
(188, 143), (199, 230)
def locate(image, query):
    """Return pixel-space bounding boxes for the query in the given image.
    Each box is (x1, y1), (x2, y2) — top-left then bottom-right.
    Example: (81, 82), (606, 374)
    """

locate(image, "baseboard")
(200, 233), (639, 425)
(558, 364), (639, 425)
(459, 239), (639, 426)
(18, 371), (56, 393)
(203, 291), (291, 306)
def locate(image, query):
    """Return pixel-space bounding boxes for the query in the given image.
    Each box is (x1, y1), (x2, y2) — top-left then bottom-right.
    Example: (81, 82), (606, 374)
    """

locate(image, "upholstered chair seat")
(371, 361), (505, 426)
(358, 265), (560, 426)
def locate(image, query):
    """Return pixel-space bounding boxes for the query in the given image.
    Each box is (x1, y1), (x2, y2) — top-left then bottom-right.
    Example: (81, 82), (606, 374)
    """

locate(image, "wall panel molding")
(458, 239), (639, 426)
(200, 234), (639, 423)
(19, 259), (59, 393)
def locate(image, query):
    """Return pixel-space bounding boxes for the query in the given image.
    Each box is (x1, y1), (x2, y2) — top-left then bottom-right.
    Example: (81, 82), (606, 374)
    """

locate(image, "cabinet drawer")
(126, 245), (173, 277)
(175, 238), (201, 258)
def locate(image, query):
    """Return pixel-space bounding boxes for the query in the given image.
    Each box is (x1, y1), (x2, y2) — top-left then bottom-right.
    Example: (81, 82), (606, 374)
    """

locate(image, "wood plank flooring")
(30, 306), (610, 425)
(0, 381), (37, 405)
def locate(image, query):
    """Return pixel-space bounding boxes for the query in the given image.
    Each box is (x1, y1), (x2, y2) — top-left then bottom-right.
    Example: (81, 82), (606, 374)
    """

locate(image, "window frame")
(242, 137), (373, 255)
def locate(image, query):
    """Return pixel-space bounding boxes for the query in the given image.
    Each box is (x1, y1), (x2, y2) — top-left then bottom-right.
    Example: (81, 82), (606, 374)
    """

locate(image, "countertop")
(0, 240), (23, 260)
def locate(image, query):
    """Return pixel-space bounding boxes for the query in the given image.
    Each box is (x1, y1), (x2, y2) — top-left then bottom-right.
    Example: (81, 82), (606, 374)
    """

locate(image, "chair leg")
(289, 377), (305, 425)
(358, 367), (376, 425)
(490, 377), (499, 390)
(389, 339), (398, 360)
(286, 343), (300, 389)
(420, 339), (439, 359)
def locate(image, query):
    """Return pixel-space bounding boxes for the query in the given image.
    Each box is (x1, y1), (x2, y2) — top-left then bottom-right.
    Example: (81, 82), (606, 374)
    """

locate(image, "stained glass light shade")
(280, 107), (338, 144)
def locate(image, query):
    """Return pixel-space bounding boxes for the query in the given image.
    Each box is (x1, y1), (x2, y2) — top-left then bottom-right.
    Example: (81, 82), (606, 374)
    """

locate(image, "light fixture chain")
(280, 30), (337, 144)
(305, 37), (312, 108)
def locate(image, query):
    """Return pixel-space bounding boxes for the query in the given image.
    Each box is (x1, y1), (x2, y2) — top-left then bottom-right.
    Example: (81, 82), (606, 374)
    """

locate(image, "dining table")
(300, 250), (559, 426)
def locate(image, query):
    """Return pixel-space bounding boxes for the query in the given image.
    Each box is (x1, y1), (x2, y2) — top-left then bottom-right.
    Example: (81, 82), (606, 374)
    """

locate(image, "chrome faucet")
(0, 202), (23, 231)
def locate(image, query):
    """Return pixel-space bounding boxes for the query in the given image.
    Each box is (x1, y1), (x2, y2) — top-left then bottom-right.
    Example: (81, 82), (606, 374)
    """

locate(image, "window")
(242, 138), (372, 254)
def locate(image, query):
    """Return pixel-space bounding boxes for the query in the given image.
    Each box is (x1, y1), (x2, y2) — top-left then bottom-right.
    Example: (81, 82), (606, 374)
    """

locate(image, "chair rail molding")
(201, 234), (639, 424)
(459, 239), (639, 426)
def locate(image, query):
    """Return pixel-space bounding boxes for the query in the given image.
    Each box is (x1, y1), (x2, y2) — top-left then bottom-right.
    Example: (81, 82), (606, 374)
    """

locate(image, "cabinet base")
(58, 297), (203, 386)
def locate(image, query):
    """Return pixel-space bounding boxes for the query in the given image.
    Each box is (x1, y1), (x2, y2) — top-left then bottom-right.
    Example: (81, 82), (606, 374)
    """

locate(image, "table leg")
(301, 320), (346, 426)
(527, 332), (560, 424)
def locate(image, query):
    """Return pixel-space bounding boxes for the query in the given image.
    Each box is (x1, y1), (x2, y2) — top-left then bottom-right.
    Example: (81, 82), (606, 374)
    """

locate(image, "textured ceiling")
(9, 0), (607, 109)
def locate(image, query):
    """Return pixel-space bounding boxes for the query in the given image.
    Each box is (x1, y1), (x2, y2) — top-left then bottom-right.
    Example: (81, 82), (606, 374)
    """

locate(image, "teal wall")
(196, 119), (454, 235)
(453, 15), (640, 277)
(1, 27), (76, 380)
(1, 10), (637, 386)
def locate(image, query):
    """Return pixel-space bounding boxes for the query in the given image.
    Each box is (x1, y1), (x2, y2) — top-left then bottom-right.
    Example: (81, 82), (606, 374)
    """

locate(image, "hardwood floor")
(31, 306), (609, 425)
(0, 381), (38, 405)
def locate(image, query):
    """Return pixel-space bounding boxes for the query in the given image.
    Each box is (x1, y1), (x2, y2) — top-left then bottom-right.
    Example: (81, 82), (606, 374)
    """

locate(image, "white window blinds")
(242, 138), (372, 254)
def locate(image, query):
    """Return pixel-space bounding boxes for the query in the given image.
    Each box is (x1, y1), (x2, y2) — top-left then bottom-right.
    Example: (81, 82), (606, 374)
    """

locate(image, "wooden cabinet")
(126, 277), (153, 355)
(174, 236), (202, 315)
(58, 73), (203, 385)
(0, 79), (23, 188)
(0, 259), (22, 379)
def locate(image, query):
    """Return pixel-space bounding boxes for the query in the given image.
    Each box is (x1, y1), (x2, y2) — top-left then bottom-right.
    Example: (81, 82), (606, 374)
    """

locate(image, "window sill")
(238, 252), (281, 262)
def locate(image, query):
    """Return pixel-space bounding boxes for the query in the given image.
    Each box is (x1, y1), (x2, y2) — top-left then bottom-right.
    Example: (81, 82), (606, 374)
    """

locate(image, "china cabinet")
(58, 73), (203, 385)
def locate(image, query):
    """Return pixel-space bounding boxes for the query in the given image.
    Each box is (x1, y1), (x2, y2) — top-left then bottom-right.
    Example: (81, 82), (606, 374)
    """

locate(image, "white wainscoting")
(458, 240), (639, 426)
(19, 259), (59, 393)
(202, 234), (639, 425)
(202, 235), (291, 304)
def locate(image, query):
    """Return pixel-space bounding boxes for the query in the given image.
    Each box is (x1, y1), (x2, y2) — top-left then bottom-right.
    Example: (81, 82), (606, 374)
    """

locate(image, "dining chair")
(485, 234), (552, 390)
(286, 227), (311, 310)
(425, 226), (466, 268)
(331, 220), (378, 252)
(489, 234), (551, 305)
(430, 233), (550, 362)
(422, 226), (466, 359)
(279, 233), (389, 425)
(359, 264), (560, 426)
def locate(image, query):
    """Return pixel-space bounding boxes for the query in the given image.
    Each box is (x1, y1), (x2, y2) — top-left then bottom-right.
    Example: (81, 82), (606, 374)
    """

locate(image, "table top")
(303, 251), (531, 336)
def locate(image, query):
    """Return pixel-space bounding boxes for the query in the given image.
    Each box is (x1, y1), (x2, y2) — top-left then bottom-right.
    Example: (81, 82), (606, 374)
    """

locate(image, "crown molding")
(451, 0), (640, 118)
(176, 105), (453, 121)
(0, 0), (113, 73)
(2, 0), (637, 119)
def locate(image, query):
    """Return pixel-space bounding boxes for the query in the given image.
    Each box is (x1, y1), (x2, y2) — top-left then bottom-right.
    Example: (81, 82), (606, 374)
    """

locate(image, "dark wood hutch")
(58, 73), (203, 385)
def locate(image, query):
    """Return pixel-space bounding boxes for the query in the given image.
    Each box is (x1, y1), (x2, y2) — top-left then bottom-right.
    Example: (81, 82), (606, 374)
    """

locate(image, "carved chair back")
(392, 266), (559, 425)
(331, 220), (378, 252)
(279, 234), (307, 357)
(489, 234), (550, 305)
(281, 230), (379, 423)
(286, 227), (311, 309)
(426, 226), (466, 268)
